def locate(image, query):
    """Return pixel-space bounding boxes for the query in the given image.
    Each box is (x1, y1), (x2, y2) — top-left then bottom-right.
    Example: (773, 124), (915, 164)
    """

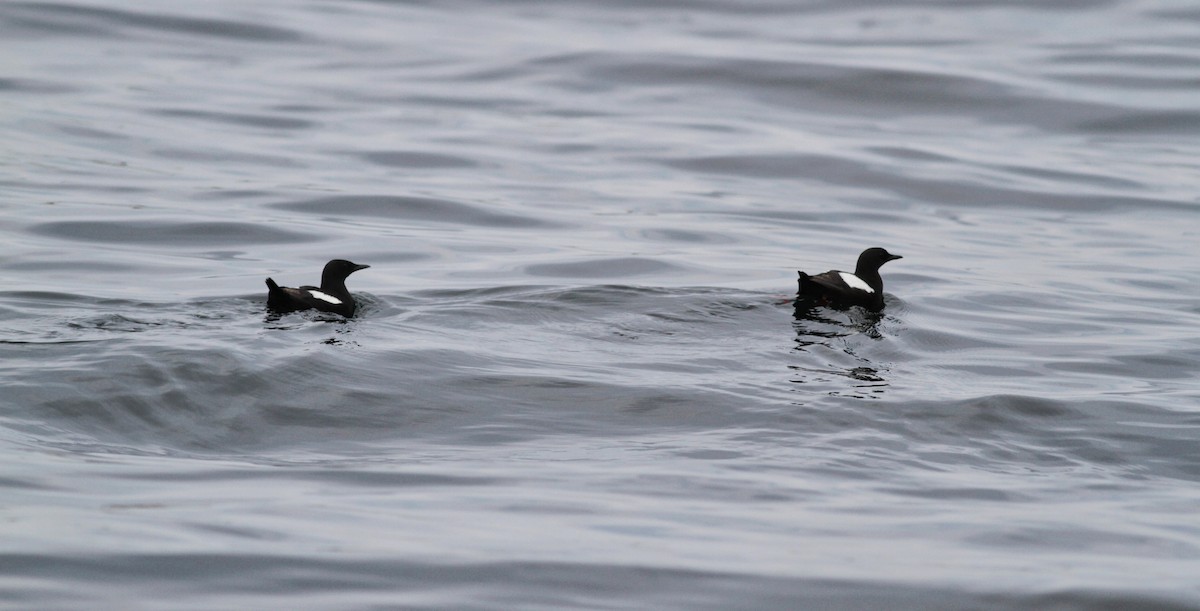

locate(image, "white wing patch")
(307, 289), (343, 305)
(838, 272), (875, 293)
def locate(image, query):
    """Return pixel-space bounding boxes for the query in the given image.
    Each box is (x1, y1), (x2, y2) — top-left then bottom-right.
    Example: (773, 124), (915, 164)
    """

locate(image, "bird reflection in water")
(789, 299), (890, 399)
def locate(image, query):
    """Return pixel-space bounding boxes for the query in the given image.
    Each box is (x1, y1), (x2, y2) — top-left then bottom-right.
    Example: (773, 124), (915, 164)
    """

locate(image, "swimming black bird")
(265, 259), (370, 317)
(796, 247), (901, 311)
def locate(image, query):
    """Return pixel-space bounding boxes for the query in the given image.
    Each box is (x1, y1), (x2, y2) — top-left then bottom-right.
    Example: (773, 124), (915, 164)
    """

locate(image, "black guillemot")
(796, 247), (901, 311)
(265, 259), (370, 317)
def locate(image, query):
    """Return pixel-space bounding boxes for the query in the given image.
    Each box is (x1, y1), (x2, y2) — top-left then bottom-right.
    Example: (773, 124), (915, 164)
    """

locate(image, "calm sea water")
(3, 0), (1200, 608)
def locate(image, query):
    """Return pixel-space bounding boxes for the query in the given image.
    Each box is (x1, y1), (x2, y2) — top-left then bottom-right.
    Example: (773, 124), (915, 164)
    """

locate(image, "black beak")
(354, 264), (371, 271)
(888, 254), (903, 261)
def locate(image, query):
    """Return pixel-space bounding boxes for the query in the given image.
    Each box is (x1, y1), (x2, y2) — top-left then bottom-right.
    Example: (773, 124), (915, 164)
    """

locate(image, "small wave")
(1, 2), (308, 43)
(271, 195), (554, 229)
(29, 220), (318, 247)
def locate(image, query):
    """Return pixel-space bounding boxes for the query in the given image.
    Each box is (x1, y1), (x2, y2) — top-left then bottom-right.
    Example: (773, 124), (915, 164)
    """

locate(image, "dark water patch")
(191, 189), (278, 201)
(0, 474), (58, 491)
(936, 394), (1076, 426)
(443, 64), (543, 84)
(65, 313), (187, 334)
(883, 486), (1018, 502)
(541, 142), (602, 155)
(397, 94), (538, 112)
(702, 208), (825, 224)
(1046, 351), (1199, 380)
(935, 364), (1039, 377)
(1048, 50), (1200, 69)
(0, 179), (148, 194)
(272, 195), (551, 228)
(1054, 73), (1200, 91)
(0, 77), (75, 94)
(181, 522), (285, 543)
(525, 257), (686, 279)
(1077, 110), (1200, 135)
(2, 2), (308, 42)
(29, 220), (317, 246)
(867, 146), (958, 163)
(996, 163), (1146, 190)
(1149, 7), (1200, 23)
(56, 124), (128, 141)
(268, 103), (332, 114)
(898, 327), (1008, 352)
(542, 106), (615, 119)
(153, 147), (303, 167)
(116, 467), (496, 488)
(151, 108), (316, 131)
(196, 250), (249, 262)
(1, 259), (139, 273)
(355, 150), (479, 169)
(1113, 276), (1185, 293)
(0, 291), (159, 310)
(664, 153), (868, 181)
(636, 227), (736, 244)
(413, 284), (568, 301)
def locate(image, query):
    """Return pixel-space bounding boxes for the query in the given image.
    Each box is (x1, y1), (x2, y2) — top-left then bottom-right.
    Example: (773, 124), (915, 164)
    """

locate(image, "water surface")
(3, 0), (1199, 608)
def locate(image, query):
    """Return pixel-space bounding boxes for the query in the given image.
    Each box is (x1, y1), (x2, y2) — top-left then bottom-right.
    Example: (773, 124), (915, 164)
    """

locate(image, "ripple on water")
(150, 109), (317, 131)
(524, 257), (687, 278)
(270, 195), (553, 228)
(0, 2), (308, 42)
(29, 220), (317, 247)
(354, 150), (480, 169)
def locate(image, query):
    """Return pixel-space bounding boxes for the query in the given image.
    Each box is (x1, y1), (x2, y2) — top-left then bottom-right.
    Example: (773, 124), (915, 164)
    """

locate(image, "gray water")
(3, 1), (1200, 608)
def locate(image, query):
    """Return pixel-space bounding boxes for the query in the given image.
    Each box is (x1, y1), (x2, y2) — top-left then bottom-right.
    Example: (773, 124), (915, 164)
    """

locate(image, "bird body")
(265, 259), (370, 317)
(796, 247), (901, 311)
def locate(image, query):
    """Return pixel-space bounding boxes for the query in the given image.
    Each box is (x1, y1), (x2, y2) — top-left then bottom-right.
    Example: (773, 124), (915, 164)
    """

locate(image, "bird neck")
(853, 265), (884, 291)
(320, 275), (350, 297)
